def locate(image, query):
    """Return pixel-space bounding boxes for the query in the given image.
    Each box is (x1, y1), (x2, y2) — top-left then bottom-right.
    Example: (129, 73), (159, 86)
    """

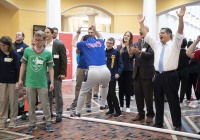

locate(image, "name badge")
(17, 48), (22, 52)
(36, 60), (43, 65)
(4, 58), (13, 62)
(54, 55), (59, 58)
(141, 48), (146, 52)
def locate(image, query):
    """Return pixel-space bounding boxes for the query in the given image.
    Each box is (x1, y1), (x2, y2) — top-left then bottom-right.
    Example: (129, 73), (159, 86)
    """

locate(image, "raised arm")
(91, 25), (103, 39)
(137, 14), (148, 38)
(186, 35), (200, 58)
(72, 26), (82, 47)
(177, 6), (186, 34)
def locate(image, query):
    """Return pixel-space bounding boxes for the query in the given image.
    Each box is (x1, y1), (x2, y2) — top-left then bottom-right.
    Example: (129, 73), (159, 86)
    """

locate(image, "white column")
(105, 24), (111, 33)
(87, 14), (97, 27)
(143, 0), (156, 38)
(46, 0), (61, 30)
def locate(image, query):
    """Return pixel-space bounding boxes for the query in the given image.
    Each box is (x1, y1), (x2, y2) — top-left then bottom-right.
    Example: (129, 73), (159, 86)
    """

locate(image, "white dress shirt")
(45, 40), (53, 53)
(144, 32), (184, 71)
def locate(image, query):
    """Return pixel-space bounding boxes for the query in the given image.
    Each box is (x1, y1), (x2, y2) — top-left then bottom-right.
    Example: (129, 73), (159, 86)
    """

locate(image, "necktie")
(141, 39), (145, 48)
(158, 45), (165, 73)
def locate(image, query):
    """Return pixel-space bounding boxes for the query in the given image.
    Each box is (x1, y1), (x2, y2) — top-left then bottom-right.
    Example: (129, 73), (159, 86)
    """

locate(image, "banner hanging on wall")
(59, 33), (73, 80)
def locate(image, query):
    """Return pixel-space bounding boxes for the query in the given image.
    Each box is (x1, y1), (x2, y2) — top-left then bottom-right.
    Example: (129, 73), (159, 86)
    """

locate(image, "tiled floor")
(1, 81), (200, 140)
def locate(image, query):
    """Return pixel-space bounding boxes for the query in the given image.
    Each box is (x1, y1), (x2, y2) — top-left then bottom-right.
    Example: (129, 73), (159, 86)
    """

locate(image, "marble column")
(46, 0), (61, 31)
(143, 0), (156, 38)
(87, 13), (98, 27)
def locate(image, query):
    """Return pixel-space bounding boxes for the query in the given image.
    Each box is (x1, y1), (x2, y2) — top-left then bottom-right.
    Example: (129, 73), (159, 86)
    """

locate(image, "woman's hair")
(0, 36), (14, 52)
(120, 31), (133, 55)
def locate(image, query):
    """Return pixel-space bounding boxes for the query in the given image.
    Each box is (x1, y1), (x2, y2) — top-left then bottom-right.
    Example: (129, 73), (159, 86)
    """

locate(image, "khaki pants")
(73, 68), (92, 106)
(0, 83), (18, 125)
(26, 87), (51, 126)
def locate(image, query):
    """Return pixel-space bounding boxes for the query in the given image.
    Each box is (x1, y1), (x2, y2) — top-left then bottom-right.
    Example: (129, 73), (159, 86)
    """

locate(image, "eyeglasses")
(106, 42), (113, 44)
(34, 39), (44, 42)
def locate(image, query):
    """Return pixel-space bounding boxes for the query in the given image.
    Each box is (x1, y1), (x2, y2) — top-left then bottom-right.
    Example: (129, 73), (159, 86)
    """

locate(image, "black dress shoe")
(153, 123), (163, 128)
(174, 126), (181, 131)
(56, 114), (62, 122)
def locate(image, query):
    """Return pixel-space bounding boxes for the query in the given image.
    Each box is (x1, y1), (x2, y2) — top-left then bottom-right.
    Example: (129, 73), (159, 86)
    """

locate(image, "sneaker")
(188, 100), (199, 108)
(8, 120), (16, 128)
(105, 111), (114, 115)
(100, 105), (108, 110)
(67, 103), (76, 111)
(131, 96), (135, 101)
(93, 94), (98, 99)
(25, 125), (37, 134)
(0, 123), (5, 130)
(56, 114), (62, 122)
(180, 103), (184, 108)
(86, 104), (92, 113)
(70, 113), (81, 117)
(113, 112), (122, 117)
(21, 113), (28, 120)
(120, 107), (126, 112)
(46, 124), (54, 132)
(126, 108), (131, 112)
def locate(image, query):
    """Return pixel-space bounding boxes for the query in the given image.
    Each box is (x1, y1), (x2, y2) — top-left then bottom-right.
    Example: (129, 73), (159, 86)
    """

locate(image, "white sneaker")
(131, 96), (135, 101)
(126, 108), (131, 112)
(188, 100), (199, 108)
(180, 103), (184, 108)
(120, 107), (126, 112)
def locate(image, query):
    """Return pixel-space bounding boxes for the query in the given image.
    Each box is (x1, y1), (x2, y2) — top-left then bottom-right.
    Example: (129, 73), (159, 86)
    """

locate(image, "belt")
(155, 70), (176, 74)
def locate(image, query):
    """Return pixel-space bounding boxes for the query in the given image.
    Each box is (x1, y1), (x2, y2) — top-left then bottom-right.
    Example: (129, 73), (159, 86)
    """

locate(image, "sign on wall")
(59, 33), (73, 80)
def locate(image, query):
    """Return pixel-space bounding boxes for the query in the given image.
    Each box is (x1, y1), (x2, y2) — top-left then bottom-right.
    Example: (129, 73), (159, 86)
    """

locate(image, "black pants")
(118, 71), (133, 108)
(107, 81), (121, 113)
(154, 71), (181, 127)
(130, 79), (134, 96)
(177, 68), (189, 102)
(134, 71), (154, 118)
(186, 73), (199, 100)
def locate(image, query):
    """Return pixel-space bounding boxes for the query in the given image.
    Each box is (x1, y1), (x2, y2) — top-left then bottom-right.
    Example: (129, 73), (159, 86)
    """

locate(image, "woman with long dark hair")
(117, 31), (134, 112)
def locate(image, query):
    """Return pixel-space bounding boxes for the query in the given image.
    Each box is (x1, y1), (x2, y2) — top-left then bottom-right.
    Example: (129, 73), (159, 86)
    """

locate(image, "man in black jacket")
(44, 27), (67, 122)
(130, 27), (155, 123)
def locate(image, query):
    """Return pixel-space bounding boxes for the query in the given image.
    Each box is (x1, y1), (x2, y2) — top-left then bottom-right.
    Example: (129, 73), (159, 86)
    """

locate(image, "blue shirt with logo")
(77, 37), (106, 66)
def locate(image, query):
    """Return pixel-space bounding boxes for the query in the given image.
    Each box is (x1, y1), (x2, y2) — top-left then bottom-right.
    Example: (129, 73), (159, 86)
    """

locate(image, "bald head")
(139, 26), (149, 38)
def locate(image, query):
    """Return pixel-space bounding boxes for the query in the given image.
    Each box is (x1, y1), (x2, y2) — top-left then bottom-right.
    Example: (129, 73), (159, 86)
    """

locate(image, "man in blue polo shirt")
(70, 26), (111, 117)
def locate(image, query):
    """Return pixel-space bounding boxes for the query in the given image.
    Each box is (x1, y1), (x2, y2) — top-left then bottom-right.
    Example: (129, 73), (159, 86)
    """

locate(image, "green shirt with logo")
(21, 47), (54, 88)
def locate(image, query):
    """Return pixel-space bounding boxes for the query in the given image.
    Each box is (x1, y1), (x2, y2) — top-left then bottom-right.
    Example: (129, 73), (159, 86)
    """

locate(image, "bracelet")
(77, 31), (81, 34)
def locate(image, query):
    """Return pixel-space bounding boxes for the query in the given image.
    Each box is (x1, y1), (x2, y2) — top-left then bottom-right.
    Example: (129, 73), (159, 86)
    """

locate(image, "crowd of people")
(0, 5), (200, 135)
